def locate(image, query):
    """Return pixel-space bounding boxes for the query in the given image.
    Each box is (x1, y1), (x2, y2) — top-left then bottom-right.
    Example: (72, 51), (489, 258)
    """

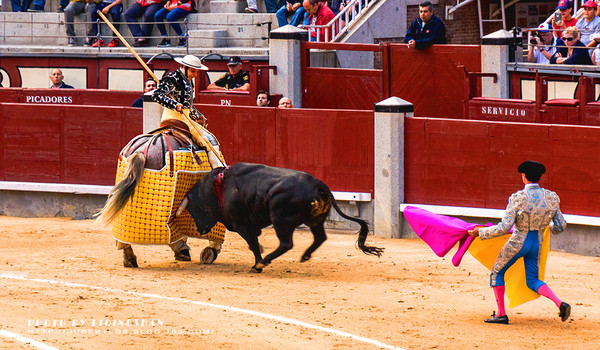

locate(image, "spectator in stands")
(64, 0), (100, 47)
(10, 0), (32, 11)
(303, 0), (335, 42)
(404, 1), (446, 49)
(207, 56), (251, 91)
(528, 23), (564, 64)
(550, 26), (593, 65)
(90, 0), (123, 47)
(124, 0), (164, 47)
(276, 0), (306, 28)
(575, 0), (600, 46)
(131, 78), (157, 107)
(27, 0), (45, 12)
(245, 0), (282, 13)
(58, 0), (68, 12)
(552, 0), (576, 38)
(155, 0), (193, 47)
(278, 96), (293, 108)
(256, 90), (271, 107)
(49, 69), (75, 88)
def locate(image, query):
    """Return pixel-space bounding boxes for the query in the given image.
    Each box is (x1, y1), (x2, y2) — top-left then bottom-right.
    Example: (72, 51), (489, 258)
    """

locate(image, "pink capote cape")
(403, 206), (476, 266)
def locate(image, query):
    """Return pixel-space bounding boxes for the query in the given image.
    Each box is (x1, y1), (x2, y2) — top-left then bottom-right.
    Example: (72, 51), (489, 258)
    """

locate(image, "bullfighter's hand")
(176, 103), (183, 112)
(468, 226), (484, 237)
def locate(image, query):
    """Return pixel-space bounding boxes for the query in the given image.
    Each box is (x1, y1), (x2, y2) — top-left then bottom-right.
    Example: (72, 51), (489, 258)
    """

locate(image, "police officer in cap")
(207, 56), (250, 91)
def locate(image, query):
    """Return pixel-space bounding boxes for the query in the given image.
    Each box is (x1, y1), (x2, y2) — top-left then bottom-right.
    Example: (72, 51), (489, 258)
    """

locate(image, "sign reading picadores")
(25, 95), (73, 104)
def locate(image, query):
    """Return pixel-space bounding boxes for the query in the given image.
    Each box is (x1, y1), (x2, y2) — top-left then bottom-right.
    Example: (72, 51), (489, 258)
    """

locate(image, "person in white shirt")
(576, 0), (600, 45)
(528, 23), (564, 64)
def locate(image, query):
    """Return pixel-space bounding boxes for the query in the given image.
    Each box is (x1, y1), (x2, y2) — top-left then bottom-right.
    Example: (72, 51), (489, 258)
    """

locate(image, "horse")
(96, 120), (223, 267)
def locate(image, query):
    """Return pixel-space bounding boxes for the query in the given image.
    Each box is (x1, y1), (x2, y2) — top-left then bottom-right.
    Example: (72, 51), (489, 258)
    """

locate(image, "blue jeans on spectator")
(11, 0), (32, 11)
(155, 7), (190, 37)
(91, 3), (123, 37)
(32, 0), (45, 10)
(276, 5), (305, 27)
(124, 2), (163, 39)
(265, 0), (284, 13)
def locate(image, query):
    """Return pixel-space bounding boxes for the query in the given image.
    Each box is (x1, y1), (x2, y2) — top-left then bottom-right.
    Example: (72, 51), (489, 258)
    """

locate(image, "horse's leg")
(116, 241), (138, 268)
(169, 238), (191, 261)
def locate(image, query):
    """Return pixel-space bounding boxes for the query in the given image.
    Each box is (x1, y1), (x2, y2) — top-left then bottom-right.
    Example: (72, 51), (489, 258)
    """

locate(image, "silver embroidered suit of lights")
(479, 184), (567, 285)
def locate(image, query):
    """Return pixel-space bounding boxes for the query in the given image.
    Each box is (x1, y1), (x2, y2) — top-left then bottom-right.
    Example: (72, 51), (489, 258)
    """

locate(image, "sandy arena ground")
(0, 216), (598, 349)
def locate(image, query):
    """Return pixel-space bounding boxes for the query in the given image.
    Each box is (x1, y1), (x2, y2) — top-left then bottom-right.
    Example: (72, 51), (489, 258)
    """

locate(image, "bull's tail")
(328, 192), (384, 257)
(96, 152), (146, 226)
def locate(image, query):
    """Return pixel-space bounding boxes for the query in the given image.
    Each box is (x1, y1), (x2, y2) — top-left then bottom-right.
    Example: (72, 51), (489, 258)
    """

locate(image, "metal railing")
(0, 18), (272, 52)
(298, 0), (378, 42)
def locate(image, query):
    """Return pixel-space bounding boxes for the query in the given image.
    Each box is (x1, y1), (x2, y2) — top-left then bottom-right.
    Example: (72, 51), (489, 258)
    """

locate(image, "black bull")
(179, 163), (384, 272)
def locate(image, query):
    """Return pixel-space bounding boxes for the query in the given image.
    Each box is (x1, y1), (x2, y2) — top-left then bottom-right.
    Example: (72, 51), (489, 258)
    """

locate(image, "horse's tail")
(326, 188), (384, 257)
(96, 152), (146, 226)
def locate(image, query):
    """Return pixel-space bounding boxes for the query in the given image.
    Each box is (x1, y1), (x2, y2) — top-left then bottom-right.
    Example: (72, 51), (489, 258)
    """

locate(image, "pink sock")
(537, 284), (562, 308)
(493, 285), (506, 317)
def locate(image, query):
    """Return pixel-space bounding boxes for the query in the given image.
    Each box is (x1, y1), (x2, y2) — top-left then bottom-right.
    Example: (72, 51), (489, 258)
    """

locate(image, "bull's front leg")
(237, 229), (263, 273)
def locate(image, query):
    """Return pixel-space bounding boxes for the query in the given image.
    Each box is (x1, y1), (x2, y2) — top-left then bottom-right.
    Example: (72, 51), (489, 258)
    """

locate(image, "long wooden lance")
(96, 10), (226, 166)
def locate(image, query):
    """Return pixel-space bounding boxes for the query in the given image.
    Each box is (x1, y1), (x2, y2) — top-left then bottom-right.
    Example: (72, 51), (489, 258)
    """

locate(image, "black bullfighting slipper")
(484, 312), (509, 324)
(174, 249), (191, 261)
(559, 302), (571, 322)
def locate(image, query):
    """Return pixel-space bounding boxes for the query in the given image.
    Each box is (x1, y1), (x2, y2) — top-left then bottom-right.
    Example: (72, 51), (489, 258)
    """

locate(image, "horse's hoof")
(123, 258), (138, 268)
(174, 249), (191, 261)
(200, 247), (218, 264)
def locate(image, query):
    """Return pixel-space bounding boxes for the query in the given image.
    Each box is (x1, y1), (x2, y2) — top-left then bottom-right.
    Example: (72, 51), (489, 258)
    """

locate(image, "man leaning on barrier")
(404, 1), (446, 50)
(528, 23), (565, 64)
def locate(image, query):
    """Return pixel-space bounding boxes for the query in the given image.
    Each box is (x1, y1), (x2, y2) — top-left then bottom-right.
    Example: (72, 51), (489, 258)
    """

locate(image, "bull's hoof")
(200, 247), (218, 264)
(300, 254), (311, 262)
(174, 249), (191, 261)
(123, 257), (138, 268)
(250, 266), (263, 273)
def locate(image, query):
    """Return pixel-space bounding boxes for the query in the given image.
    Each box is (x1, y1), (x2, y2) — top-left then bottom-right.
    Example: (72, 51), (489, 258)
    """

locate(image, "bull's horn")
(175, 197), (189, 217)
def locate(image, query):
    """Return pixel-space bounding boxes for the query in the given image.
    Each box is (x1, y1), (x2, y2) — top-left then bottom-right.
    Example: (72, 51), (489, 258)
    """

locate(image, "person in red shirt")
(552, 0), (577, 38)
(303, 0), (335, 42)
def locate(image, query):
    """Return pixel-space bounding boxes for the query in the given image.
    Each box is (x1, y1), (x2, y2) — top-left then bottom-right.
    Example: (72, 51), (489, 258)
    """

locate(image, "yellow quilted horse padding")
(112, 150), (225, 245)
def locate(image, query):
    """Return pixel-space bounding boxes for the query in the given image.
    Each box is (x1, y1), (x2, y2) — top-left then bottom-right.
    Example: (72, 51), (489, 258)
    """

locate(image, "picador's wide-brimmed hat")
(175, 55), (208, 70)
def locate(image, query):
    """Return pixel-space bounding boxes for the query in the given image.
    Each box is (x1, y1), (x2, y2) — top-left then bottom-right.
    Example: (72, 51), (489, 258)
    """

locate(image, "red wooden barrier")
(405, 117), (600, 216)
(583, 102), (600, 125)
(197, 104), (278, 165)
(301, 42), (384, 110)
(201, 104), (374, 194)
(275, 108), (374, 194)
(0, 103), (142, 185)
(0, 87), (141, 106)
(389, 44), (481, 118)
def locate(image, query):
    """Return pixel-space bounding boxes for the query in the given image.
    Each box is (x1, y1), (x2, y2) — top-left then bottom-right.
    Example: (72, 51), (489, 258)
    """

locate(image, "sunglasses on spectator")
(562, 37), (575, 41)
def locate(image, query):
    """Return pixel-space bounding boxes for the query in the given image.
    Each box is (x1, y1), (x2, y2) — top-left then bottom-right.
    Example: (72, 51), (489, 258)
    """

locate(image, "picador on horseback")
(97, 55), (227, 268)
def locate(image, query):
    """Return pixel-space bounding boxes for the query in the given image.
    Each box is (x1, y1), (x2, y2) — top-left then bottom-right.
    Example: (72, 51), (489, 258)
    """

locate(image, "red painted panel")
(197, 104), (277, 165)
(303, 68), (382, 110)
(541, 105), (579, 125)
(275, 109), (374, 194)
(0, 103), (142, 186)
(389, 45), (481, 118)
(582, 103), (600, 125)
(405, 117), (600, 216)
